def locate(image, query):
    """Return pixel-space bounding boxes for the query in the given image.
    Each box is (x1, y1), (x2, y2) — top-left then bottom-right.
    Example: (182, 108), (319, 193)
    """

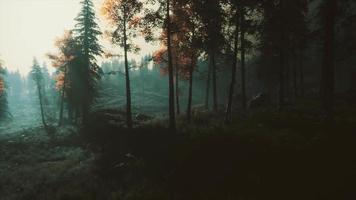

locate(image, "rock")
(248, 93), (272, 109)
(135, 113), (153, 121)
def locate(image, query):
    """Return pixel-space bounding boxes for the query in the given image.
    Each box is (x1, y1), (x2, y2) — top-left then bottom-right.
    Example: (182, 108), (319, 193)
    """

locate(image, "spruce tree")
(0, 62), (9, 122)
(74, 0), (103, 124)
(30, 58), (47, 128)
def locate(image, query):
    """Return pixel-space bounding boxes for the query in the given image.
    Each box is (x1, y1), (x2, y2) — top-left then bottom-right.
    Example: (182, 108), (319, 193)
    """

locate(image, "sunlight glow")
(0, 0), (155, 76)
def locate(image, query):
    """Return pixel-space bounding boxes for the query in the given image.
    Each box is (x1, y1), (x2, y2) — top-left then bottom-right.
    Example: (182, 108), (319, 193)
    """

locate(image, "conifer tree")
(74, 0), (103, 124)
(30, 58), (47, 128)
(0, 61), (10, 122)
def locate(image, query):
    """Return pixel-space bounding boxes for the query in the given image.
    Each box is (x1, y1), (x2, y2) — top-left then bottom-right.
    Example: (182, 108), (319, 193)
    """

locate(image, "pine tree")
(30, 58), (47, 128)
(74, 0), (103, 124)
(0, 62), (10, 122)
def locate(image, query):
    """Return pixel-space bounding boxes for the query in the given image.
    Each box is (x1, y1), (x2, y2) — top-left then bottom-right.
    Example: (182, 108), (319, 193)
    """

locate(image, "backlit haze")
(0, 0), (155, 76)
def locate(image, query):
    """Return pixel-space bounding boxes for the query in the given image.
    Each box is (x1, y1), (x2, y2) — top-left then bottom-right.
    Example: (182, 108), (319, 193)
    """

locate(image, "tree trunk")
(175, 59), (180, 115)
(321, 0), (336, 121)
(212, 52), (218, 111)
(205, 62), (211, 109)
(187, 28), (196, 123)
(166, 0), (176, 130)
(123, 15), (133, 129)
(293, 50), (298, 99)
(279, 0), (286, 108)
(37, 83), (47, 128)
(58, 65), (67, 127)
(240, 7), (247, 110)
(299, 49), (305, 97)
(225, 12), (239, 123)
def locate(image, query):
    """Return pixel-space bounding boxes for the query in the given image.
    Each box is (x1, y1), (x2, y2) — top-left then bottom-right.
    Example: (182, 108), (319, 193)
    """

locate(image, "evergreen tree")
(30, 58), (47, 128)
(74, 0), (103, 124)
(0, 61), (10, 122)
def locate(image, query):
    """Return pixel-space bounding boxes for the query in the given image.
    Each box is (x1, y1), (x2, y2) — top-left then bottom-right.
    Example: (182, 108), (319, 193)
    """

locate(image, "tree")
(176, 0), (203, 123)
(152, 1), (202, 121)
(258, 0), (308, 107)
(141, 0), (176, 130)
(320, 0), (337, 121)
(30, 58), (48, 128)
(102, 0), (143, 128)
(197, 0), (225, 111)
(74, 0), (103, 124)
(0, 61), (10, 122)
(48, 30), (83, 126)
(225, 0), (240, 122)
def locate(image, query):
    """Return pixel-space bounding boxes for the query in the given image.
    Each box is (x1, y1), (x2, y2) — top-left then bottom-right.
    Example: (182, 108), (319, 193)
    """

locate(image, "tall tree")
(30, 58), (47, 128)
(141, 0), (176, 129)
(74, 0), (103, 124)
(0, 61), (10, 122)
(102, 0), (143, 129)
(225, 0), (240, 122)
(320, 0), (337, 121)
(197, 0), (224, 111)
(48, 31), (82, 126)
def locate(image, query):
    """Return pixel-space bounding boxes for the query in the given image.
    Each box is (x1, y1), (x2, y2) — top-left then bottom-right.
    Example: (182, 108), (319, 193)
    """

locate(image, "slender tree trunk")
(123, 15), (133, 129)
(293, 50), (298, 99)
(240, 7), (247, 110)
(225, 12), (239, 123)
(58, 65), (67, 126)
(187, 61), (194, 123)
(299, 48), (305, 97)
(187, 28), (196, 123)
(321, 0), (336, 121)
(212, 52), (218, 111)
(75, 107), (79, 124)
(68, 104), (73, 124)
(279, 1), (285, 108)
(37, 83), (47, 128)
(205, 62), (211, 109)
(175, 59), (180, 115)
(166, 0), (176, 130)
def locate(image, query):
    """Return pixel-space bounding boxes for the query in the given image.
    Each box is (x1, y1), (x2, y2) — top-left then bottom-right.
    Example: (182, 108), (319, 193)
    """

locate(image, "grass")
(1, 99), (355, 199)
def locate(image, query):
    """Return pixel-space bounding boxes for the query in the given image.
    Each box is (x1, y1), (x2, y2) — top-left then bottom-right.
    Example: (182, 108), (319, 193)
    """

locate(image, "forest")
(0, 0), (355, 199)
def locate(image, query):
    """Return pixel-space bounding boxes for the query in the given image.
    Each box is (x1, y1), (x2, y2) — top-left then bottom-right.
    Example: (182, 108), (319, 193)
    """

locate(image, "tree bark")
(37, 83), (47, 128)
(166, 0), (176, 130)
(212, 52), (218, 111)
(279, 0), (286, 108)
(205, 62), (211, 109)
(123, 13), (133, 129)
(321, 0), (336, 122)
(299, 48), (305, 97)
(240, 7), (247, 110)
(225, 12), (239, 123)
(187, 28), (196, 124)
(293, 50), (298, 99)
(58, 65), (67, 126)
(175, 59), (180, 115)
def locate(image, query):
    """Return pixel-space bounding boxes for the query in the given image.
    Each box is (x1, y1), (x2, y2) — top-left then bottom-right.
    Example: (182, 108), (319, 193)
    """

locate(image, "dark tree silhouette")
(102, 0), (143, 129)
(0, 62), (10, 121)
(30, 58), (47, 128)
(321, 0), (337, 121)
(74, 0), (103, 124)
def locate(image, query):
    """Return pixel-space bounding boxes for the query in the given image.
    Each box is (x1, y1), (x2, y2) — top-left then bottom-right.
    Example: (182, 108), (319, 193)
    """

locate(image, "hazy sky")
(0, 0), (155, 75)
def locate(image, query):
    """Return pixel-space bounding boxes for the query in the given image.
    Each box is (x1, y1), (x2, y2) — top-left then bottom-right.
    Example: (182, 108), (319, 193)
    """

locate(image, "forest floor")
(0, 126), (105, 200)
(0, 99), (356, 200)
